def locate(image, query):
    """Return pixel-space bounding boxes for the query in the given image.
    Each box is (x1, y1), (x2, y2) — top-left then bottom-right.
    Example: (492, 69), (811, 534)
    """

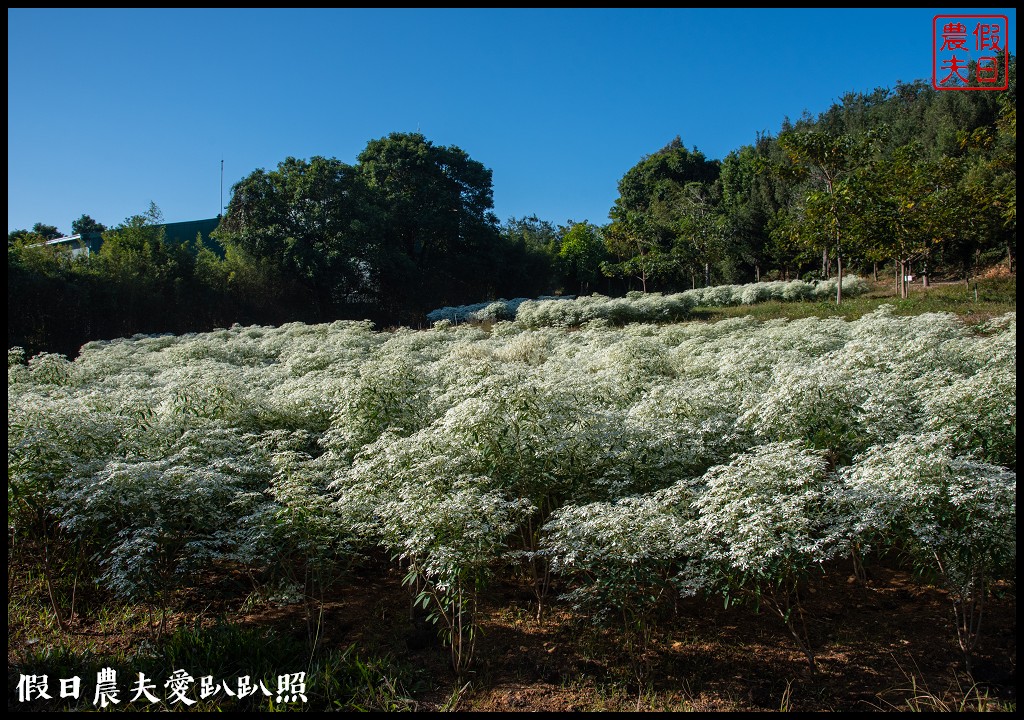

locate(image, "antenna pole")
(220, 159), (224, 217)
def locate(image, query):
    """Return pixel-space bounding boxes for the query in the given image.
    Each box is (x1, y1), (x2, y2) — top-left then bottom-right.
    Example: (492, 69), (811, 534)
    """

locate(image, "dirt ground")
(230, 559), (1017, 711)
(8, 547), (1016, 712)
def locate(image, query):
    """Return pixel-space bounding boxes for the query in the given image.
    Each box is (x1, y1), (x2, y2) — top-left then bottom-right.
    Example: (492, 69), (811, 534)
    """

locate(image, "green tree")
(767, 206), (816, 280)
(856, 145), (971, 297)
(719, 140), (780, 282)
(958, 86), (1016, 273)
(501, 215), (560, 256)
(31, 223), (62, 241)
(674, 182), (727, 288)
(92, 203), (180, 334)
(777, 129), (864, 303)
(216, 135), (503, 324)
(496, 215), (561, 298)
(605, 137), (721, 291)
(9, 224), (62, 246)
(557, 221), (606, 294)
(96, 202), (168, 278)
(70, 214), (107, 235)
(9, 229), (38, 247)
(602, 215), (676, 292)
(7, 228), (83, 354)
(216, 156), (376, 322)
(357, 132), (501, 318)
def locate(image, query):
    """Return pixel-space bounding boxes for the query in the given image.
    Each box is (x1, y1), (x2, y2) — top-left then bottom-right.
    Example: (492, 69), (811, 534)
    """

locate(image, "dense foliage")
(603, 62), (1015, 294)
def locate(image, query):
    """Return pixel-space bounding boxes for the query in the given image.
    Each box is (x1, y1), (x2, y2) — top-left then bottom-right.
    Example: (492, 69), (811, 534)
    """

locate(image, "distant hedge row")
(428, 275), (870, 327)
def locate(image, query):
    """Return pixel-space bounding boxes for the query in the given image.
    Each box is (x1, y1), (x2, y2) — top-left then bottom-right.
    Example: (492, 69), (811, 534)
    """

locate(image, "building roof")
(45, 218), (223, 256)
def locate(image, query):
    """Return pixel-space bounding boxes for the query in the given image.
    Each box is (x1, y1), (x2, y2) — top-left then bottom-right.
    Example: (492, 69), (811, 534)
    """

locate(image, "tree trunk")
(873, 262), (878, 283)
(704, 262), (710, 288)
(822, 248), (829, 279)
(836, 251), (843, 305)
(755, 263), (760, 283)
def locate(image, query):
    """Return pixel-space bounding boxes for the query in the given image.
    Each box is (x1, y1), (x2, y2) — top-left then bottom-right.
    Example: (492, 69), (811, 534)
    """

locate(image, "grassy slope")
(696, 274), (1015, 325)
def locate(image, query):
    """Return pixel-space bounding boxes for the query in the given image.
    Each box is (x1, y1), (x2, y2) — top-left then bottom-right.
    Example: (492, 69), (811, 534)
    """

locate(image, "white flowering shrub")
(9, 389), (125, 547)
(345, 462), (533, 672)
(474, 301), (516, 322)
(781, 279), (814, 301)
(426, 300), (498, 324)
(512, 293), (694, 328)
(247, 442), (363, 596)
(7, 304), (1014, 672)
(682, 275), (869, 307)
(328, 357), (429, 457)
(57, 427), (274, 604)
(426, 297), (558, 324)
(738, 358), (871, 462)
(689, 441), (853, 670)
(685, 283), (738, 307)
(427, 277), (869, 330)
(542, 483), (695, 658)
(27, 351), (76, 385)
(810, 274), (870, 299)
(843, 432), (1016, 671)
(8, 345), (27, 368)
(626, 379), (748, 479)
(740, 282), (773, 305)
(923, 355), (1016, 469)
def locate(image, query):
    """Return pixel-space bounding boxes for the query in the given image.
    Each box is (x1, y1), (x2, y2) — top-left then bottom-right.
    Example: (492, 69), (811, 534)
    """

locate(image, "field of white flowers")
(426, 274), (870, 325)
(8, 303), (1015, 674)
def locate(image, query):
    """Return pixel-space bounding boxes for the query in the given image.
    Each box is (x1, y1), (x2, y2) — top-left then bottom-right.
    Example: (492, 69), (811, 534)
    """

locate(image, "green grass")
(870, 660), (1018, 713)
(692, 275), (1016, 325)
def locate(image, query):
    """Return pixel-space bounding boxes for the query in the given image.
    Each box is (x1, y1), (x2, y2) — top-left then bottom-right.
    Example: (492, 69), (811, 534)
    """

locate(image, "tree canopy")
(8, 58), (1017, 352)
(604, 137), (722, 291)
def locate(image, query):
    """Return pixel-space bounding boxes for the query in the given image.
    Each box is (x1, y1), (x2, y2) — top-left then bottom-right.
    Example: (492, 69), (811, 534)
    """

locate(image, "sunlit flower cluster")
(426, 276), (870, 328)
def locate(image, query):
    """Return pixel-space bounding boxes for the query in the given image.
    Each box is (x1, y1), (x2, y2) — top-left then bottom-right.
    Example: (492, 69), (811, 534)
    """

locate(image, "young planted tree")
(689, 441), (852, 672)
(777, 130), (863, 304)
(844, 432), (1016, 674)
(542, 485), (694, 683)
(557, 222), (606, 295)
(871, 145), (977, 295)
(601, 213), (675, 292)
(674, 181), (728, 288)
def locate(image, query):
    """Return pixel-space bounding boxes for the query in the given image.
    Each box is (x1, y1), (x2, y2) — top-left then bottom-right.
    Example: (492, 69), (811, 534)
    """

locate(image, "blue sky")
(7, 8), (1017, 235)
